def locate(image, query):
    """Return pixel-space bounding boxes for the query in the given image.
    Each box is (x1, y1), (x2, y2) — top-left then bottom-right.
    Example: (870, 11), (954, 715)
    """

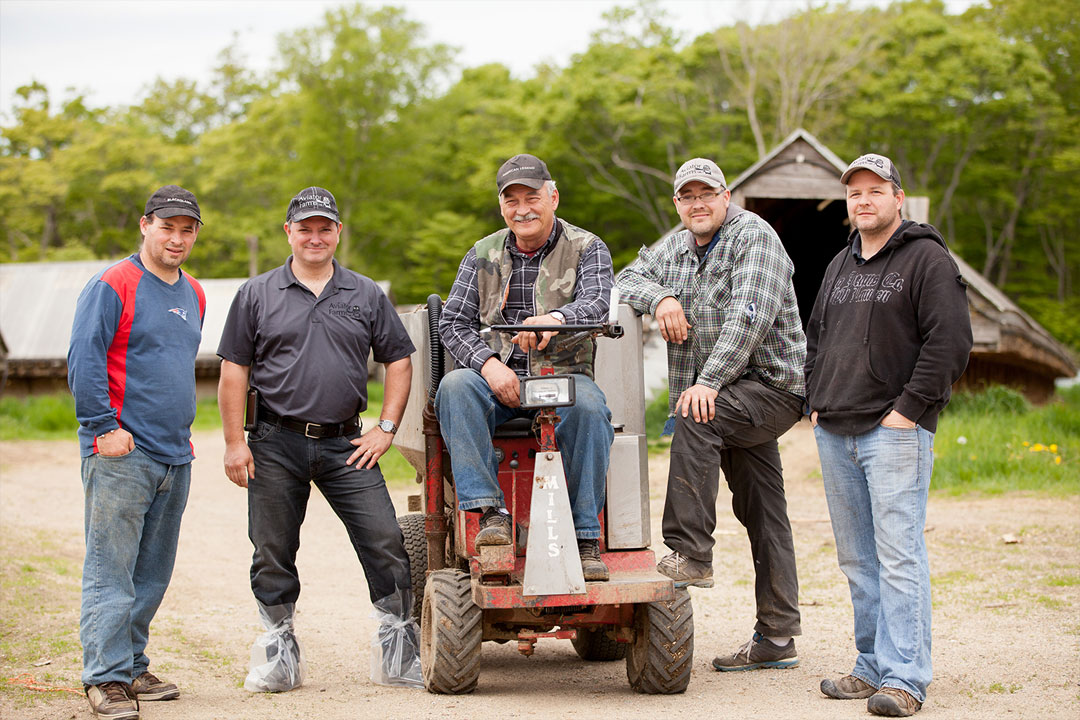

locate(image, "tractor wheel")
(626, 588), (693, 694)
(572, 627), (628, 661)
(397, 513), (427, 622)
(420, 569), (481, 694)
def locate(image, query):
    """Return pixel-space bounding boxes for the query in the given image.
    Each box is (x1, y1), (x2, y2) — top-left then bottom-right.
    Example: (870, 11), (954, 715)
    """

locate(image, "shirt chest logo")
(167, 307), (189, 321)
(328, 302), (363, 320)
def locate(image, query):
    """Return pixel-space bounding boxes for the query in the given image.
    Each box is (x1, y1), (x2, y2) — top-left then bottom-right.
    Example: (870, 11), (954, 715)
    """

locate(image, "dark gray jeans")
(664, 376), (803, 636)
(246, 420), (411, 608)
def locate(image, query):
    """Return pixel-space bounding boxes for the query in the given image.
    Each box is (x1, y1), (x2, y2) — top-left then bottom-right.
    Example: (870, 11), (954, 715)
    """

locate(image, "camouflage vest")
(474, 219), (600, 378)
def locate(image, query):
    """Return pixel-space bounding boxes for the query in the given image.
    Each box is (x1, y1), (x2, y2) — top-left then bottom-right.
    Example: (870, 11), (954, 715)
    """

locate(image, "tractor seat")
(493, 417), (535, 438)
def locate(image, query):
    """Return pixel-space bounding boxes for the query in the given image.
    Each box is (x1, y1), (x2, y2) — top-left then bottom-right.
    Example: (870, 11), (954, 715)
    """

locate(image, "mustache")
(512, 212), (541, 222)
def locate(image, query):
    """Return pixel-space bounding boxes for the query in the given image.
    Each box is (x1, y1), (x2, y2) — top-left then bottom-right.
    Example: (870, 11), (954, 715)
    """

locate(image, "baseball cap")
(145, 185), (201, 223)
(286, 187), (340, 223)
(840, 153), (903, 188)
(673, 158), (727, 195)
(496, 154), (552, 193)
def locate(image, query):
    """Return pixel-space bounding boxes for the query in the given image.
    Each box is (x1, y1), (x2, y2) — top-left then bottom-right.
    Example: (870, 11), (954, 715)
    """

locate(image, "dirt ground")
(2, 419), (1078, 719)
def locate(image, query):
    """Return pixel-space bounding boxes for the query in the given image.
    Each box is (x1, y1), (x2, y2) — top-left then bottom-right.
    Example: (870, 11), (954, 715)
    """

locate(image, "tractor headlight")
(520, 375), (575, 408)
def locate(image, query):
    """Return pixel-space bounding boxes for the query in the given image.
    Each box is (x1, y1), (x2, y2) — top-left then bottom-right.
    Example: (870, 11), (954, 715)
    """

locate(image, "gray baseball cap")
(673, 158), (727, 195)
(286, 186), (340, 223)
(496, 153), (552, 194)
(841, 153), (903, 188)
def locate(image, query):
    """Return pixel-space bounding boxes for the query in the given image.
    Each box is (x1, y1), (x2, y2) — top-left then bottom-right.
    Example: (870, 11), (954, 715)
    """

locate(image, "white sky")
(1, 0), (978, 121)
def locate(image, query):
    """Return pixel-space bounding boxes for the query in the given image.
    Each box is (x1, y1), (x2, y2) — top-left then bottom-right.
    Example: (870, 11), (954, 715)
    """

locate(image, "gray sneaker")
(711, 632), (799, 671)
(132, 671), (179, 701)
(656, 551), (713, 588)
(85, 682), (139, 719)
(821, 674), (876, 699)
(868, 687), (923, 717)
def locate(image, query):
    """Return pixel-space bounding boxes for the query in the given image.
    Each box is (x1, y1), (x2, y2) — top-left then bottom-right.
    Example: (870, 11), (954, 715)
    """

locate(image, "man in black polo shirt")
(217, 186), (416, 691)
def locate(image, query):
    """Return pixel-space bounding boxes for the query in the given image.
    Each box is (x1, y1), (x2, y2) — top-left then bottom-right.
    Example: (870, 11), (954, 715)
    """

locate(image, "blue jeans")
(81, 448), (190, 686)
(246, 420), (411, 609)
(814, 423), (935, 702)
(434, 369), (613, 539)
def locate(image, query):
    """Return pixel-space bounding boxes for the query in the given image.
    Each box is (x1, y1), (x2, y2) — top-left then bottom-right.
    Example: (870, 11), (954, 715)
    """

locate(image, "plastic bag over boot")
(245, 601), (305, 692)
(370, 587), (423, 688)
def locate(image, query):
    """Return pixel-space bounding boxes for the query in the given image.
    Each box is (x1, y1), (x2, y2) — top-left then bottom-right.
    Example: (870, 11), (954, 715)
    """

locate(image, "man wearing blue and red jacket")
(68, 185), (205, 720)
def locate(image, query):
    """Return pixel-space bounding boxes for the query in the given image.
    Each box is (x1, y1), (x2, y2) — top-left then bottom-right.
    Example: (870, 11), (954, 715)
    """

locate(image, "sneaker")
(85, 682), (139, 720)
(132, 671), (179, 701)
(578, 539), (610, 582)
(475, 507), (512, 546)
(656, 551), (713, 588)
(868, 687), (923, 717)
(821, 674), (876, 699)
(711, 632), (799, 671)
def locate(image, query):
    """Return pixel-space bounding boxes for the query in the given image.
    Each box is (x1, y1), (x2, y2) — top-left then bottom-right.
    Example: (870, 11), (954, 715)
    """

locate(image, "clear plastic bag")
(369, 587), (423, 688)
(244, 602), (305, 693)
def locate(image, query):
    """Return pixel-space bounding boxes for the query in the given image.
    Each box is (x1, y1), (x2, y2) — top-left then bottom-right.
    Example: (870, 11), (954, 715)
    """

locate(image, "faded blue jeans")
(81, 448), (190, 686)
(814, 423), (935, 702)
(434, 369), (613, 539)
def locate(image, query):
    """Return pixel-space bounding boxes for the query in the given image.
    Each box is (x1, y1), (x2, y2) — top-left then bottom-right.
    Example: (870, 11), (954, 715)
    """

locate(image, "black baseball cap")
(496, 154), (552, 194)
(286, 186), (340, 223)
(145, 185), (201, 223)
(841, 153), (903, 188)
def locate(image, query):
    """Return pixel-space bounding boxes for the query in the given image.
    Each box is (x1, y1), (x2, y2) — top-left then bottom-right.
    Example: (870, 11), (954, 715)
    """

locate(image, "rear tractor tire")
(572, 627), (628, 661)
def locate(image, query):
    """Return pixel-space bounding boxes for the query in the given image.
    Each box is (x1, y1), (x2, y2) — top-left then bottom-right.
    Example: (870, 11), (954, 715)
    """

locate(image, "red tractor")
(395, 295), (693, 694)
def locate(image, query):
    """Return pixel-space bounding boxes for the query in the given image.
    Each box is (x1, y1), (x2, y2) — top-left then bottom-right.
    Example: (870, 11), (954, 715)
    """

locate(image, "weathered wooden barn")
(674, 128), (1076, 401)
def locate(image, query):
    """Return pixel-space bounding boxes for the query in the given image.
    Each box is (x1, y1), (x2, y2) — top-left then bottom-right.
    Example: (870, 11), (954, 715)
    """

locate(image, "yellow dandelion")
(1030, 443), (1046, 452)
(1055, 456), (1062, 465)
(1022, 441), (1030, 447)
(1049, 444), (1058, 453)
(969, 454), (977, 461)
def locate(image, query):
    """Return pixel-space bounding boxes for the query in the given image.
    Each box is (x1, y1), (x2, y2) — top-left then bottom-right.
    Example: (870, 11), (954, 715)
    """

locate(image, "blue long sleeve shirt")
(67, 254), (205, 465)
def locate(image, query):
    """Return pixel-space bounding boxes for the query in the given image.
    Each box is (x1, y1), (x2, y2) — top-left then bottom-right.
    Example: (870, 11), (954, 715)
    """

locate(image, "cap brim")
(674, 176), (726, 195)
(498, 177), (548, 193)
(841, 166), (893, 184)
(289, 209), (340, 223)
(153, 208), (202, 222)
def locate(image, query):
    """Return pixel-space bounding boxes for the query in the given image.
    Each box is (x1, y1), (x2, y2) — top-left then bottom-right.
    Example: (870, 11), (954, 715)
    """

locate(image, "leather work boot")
(711, 632), (799, 671)
(85, 681), (139, 719)
(868, 687), (923, 716)
(656, 551), (713, 588)
(132, 671), (179, 701)
(475, 507), (513, 546)
(578, 538), (610, 582)
(821, 674), (876, 699)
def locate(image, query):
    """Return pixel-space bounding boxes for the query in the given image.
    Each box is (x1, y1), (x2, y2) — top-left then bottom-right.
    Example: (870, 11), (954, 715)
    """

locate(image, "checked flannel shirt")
(617, 206), (806, 416)
(440, 217), (614, 376)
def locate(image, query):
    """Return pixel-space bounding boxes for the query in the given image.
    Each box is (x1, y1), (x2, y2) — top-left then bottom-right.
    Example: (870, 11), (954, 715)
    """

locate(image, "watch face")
(378, 419), (396, 433)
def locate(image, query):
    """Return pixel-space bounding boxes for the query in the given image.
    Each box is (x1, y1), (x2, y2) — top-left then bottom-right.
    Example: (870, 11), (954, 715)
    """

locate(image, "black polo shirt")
(217, 257), (415, 424)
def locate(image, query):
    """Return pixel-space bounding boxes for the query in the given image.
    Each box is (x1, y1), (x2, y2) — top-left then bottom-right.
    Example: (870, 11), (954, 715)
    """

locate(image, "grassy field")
(3, 384), (1077, 494)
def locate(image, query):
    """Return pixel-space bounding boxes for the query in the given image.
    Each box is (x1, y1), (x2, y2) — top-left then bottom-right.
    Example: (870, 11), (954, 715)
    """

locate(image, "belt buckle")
(304, 422), (321, 439)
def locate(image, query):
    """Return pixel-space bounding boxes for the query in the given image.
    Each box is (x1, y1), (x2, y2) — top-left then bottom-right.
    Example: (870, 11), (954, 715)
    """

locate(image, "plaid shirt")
(617, 206), (806, 415)
(441, 218), (614, 375)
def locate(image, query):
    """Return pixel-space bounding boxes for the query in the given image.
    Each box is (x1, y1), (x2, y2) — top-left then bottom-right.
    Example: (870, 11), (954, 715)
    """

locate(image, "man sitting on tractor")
(435, 153), (616, 582)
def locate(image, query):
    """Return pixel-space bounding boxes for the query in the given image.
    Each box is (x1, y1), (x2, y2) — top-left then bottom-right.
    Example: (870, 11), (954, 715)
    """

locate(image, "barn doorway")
(743, 196), (849, 327)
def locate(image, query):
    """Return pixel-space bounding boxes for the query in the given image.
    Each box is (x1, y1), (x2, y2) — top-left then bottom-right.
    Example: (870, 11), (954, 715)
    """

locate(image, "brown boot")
(475, 507), (512, 546)
(821, 674), (876, 699)
(868, 687), (923, 716)
(578, 539), (609, 582)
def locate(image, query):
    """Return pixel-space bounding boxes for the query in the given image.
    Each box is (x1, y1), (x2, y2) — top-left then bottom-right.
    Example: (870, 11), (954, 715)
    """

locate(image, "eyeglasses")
(675, 190), (723, 205)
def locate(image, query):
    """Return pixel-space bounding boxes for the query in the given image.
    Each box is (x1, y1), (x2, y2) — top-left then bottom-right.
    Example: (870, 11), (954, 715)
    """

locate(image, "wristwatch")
(377, 419), (397, 434)
(549, 310), (566, 324)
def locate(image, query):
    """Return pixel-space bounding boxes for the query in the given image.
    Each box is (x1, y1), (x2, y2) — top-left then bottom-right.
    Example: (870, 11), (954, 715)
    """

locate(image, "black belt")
(259, 405), (360, 439)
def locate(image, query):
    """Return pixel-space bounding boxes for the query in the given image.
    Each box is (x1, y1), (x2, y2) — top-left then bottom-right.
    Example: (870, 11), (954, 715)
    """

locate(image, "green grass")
(644, 384), (673, 453)
(932, 385), (1080, 495)
(0, 394), (79, 440)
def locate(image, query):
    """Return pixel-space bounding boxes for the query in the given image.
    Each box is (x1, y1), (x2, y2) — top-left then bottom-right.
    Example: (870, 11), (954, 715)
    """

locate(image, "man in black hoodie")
(805, 154), (972, 717)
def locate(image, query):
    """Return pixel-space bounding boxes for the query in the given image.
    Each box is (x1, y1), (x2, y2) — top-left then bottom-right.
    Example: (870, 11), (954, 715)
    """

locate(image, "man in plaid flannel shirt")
(617, 157), (807, 671)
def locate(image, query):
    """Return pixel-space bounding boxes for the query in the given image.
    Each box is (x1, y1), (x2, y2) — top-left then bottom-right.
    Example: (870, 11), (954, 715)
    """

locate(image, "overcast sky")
(1, 0), (978, 121)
